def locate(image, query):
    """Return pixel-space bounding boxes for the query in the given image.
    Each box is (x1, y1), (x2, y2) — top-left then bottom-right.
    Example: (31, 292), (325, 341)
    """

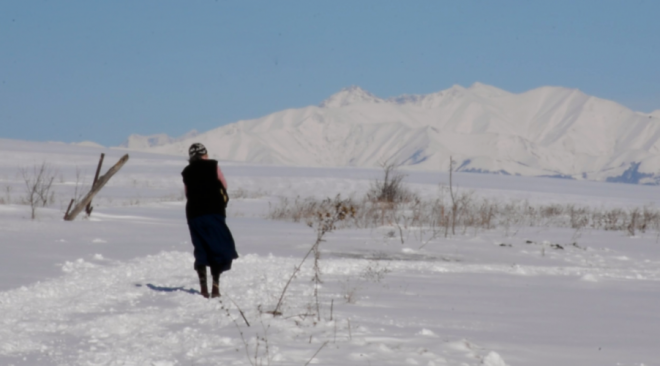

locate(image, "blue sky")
(1, 1), (659, 146)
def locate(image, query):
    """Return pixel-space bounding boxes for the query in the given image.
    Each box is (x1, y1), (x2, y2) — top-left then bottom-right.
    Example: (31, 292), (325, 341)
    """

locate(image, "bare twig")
(270, 196), (355, 317)
(330, 299), (334, 321)
(270, 242), (317, 316)
(449, 156), (457, 236)
(226, 295), (251, 327)
(226, 307), (255, 366)
(304, 341), (329, 366)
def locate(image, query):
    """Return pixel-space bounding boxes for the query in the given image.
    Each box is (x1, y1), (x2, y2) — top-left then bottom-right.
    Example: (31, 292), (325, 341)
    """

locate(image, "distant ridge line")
(123, 83), (660, 185)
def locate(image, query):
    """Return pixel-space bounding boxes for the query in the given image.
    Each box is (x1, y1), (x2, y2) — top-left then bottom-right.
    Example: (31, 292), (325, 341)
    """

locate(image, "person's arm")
(217, 166), (228, 190)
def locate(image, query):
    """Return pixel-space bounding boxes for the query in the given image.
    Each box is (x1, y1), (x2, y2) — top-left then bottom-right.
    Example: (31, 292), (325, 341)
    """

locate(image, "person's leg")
(210, 265), (221, 298)
(196, 265), (209, 298)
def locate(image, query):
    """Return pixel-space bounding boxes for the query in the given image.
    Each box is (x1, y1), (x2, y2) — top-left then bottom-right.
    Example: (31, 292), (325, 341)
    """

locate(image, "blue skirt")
(187, 214), (238, 272)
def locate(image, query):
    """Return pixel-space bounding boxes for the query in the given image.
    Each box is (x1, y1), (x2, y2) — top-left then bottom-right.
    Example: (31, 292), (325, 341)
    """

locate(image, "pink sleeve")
(217, 166), (228, 189)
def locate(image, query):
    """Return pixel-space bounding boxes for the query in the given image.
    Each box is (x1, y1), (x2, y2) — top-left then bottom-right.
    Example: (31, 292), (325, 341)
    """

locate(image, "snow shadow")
(326, 250), (460, 262)
(135, 283), (198, 295)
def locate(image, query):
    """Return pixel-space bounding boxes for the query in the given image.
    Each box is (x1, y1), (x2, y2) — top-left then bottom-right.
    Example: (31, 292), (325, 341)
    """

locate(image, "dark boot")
(211, 266), (221, 298)
(196, 266), (209, 298)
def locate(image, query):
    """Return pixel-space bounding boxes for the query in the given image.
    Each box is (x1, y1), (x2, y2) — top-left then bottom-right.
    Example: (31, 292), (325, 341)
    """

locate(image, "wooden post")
(449, 155), (457, 236)
(86, 153), (105, 216)
(63, 198), (75, 220)
(64, 154), (129, 221)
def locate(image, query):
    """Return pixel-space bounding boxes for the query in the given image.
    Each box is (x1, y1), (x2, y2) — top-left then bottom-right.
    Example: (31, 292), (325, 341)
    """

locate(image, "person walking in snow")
(182, 143), (238, 298)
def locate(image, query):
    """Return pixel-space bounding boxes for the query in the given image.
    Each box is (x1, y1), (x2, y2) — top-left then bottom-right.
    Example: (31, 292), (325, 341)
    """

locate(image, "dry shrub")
(20, 162), (58, 219)
(269, 192), (660, 238)
(230, 187), (267, 200)
(269, 196), (358, 228)
(366, 163), (413, 204)
(267, 162), (660, 238)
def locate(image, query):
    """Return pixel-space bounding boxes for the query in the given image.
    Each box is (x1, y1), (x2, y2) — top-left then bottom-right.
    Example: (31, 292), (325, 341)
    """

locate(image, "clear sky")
(1, 1), (659, 146)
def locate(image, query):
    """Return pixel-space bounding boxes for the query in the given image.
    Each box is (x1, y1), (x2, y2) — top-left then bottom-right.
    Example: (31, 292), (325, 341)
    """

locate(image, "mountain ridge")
(128, 84), (660, 185)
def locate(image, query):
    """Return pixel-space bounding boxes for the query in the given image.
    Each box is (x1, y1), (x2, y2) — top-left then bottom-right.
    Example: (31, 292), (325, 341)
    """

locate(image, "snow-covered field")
(1, 138), (659, 366)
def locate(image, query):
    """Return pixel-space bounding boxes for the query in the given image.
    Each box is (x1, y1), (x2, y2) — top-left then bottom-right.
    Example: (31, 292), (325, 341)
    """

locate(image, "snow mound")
(416, 328), (438, 337)
(581, 274), (599, 282)
(61, 258), (96, 273)
(483, 352), (508, 366)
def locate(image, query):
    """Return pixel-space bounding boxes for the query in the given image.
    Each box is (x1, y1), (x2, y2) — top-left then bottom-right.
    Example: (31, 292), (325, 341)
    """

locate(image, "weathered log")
(64, 154), (129, 221)
(86, 153), (105, 216)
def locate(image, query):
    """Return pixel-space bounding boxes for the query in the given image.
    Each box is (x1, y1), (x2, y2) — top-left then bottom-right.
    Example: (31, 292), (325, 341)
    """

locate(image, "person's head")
(188, 143), (208, 162)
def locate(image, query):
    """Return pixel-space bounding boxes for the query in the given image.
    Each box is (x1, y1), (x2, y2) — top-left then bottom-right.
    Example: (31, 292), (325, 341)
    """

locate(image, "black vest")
(181, 159), (227, 219)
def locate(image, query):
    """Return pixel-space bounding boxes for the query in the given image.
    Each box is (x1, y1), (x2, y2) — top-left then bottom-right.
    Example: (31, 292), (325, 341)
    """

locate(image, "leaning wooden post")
(63, 198), (75, 219)
(85, 153), (105, 216)
(64, 154), (129, 221)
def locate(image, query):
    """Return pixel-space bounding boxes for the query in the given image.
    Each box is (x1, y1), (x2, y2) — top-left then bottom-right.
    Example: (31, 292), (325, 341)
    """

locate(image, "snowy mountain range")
(128, 83), (660, 184)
